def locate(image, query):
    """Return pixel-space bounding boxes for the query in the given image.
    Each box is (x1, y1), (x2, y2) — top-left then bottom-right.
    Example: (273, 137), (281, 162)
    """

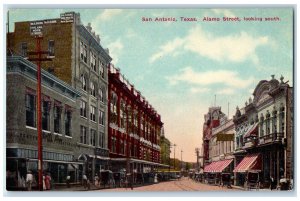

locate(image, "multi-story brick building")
(6, 56), (82, 189)
(108, 64), (163, 175)
(233, 75), (293, 188)
(7, 12), (112, 181)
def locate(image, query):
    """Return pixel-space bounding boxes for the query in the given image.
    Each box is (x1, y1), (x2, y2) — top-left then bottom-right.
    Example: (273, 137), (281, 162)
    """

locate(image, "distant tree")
(185, 162), (192, 171)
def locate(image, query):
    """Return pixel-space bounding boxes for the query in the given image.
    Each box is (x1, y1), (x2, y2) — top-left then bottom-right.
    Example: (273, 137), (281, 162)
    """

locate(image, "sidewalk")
(53, 182), (156, 191)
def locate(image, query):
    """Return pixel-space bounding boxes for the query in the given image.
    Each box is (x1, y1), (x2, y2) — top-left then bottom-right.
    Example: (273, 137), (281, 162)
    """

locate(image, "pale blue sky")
(7, 8), (294, 162)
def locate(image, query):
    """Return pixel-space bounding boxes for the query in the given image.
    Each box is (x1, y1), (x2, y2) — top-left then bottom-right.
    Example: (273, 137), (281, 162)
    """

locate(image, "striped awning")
(233, 153), (261, 173)
(204, 159), (233, 173)
(244, 123), (259, 138)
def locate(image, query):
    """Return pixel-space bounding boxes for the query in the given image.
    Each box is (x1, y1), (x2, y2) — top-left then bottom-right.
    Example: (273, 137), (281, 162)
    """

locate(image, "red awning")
(204, 159), (233, 173)
(233, 153), (261, 173)
(244, 123), (259, 138)
(215, 159), (233, 172)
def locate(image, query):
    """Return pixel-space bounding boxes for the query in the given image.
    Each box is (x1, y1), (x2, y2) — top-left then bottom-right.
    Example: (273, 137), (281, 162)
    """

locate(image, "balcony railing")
(258, 132), (284, 145)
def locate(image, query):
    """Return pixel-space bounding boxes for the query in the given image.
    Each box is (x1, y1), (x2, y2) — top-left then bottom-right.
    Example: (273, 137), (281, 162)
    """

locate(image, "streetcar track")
(173, 180), (198, 191)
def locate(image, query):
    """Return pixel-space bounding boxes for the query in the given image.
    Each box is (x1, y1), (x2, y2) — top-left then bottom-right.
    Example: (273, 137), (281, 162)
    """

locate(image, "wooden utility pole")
(28, 35), (51, 191)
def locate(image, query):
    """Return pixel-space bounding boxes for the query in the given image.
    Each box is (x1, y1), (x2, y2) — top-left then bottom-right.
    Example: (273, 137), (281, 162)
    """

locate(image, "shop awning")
(95, 155), (110, 160)
(204, 159), (233, 173)
(233, 153), (261, 173)
(244, 123), (259, 138)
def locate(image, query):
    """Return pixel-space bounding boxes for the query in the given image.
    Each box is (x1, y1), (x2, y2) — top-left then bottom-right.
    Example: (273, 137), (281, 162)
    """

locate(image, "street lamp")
(181, 150), (183, 171)
(173, 144), (176, 170)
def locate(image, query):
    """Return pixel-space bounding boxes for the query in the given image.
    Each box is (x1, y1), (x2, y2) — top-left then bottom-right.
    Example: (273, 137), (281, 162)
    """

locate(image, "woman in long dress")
(45, 173), (51, 190)
(43, 175), (46, 190)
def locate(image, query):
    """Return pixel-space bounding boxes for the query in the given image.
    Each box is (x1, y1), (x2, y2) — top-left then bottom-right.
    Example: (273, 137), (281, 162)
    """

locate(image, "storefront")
(233, 153), (262, 188)
(203, 159), (234, 185)
(6, 148), (83, 190)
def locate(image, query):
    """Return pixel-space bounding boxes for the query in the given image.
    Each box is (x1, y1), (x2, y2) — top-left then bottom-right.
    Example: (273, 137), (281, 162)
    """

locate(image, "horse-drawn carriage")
(220, 173), (232, 188)
(100, 170), (115, 188)
(245, 171), (260, 190)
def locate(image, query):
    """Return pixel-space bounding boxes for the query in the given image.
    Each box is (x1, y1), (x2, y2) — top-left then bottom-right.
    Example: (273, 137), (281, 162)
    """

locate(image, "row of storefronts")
(201, 75), (293, 189)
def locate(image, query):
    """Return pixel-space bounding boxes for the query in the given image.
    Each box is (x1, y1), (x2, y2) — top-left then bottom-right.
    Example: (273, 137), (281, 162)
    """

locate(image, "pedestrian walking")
(43, 174), (46, 190)
(82, 174), (88, 189)
(129, 173), (133, 190)
(66, 175), (71, 188)
(45, 173), (51, 190)
(26, 170), (33, 191)
(94, 174), (99, 187)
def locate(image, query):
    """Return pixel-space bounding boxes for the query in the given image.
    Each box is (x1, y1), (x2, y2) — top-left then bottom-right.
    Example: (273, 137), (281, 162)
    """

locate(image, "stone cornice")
(7, 56), (82, 100)
(77, 25), (112, 63)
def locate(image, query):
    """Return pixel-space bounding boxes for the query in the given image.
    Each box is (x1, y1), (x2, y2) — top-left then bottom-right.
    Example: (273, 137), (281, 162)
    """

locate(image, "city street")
(53, 177), (241, 192)
(97, 177), (241, 192)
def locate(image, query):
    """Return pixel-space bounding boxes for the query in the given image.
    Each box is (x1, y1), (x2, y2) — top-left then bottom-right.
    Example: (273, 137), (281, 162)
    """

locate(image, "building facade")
(108, 64), (163, 174)
(6, 56), (82, 189)
(233, 75), (293, 188)
(8, 12), (112, 180)
(209, 118), (235, 166)
(203, 112), (235, 184)
(202, 107), (225, 169)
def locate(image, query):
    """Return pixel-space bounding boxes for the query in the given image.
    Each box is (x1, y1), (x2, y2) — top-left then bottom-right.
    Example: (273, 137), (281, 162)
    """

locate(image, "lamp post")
(181, 150), (183, 171)
(195, 148), (200, 171)
(173, 144), (176, 170)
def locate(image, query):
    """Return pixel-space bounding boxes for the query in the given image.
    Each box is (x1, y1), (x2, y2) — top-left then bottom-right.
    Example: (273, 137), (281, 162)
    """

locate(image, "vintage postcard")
(5, 6), (294, 195)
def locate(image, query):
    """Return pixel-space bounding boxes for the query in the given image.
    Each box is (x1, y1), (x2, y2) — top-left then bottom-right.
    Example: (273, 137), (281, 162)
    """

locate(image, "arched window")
(81, 74), (87, 91)
(90, 82), (96, 97)
(266, 110), (271, 135)
(259, 113), (265, 137)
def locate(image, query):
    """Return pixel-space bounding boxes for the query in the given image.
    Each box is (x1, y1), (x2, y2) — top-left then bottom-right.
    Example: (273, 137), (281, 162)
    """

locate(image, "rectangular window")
(99, 110), (104, 125)
(99, 61), (105, 78)
(80, 100), (87, 117)
(90, 52), (96, 71)
(26, 93), (36, 127)
(54, 106), (61, 133)
(42, 101), (50, 131)
(99, 88), (104, 102)
(48, 40), (55, 56)
(90, 129), (96, 146)
(90, 105), (96, 122)
(80, 41), (87, 63)
(21, 42), (28, 57)
(80, 126), (87, 144)
(65, 110), (72, 136)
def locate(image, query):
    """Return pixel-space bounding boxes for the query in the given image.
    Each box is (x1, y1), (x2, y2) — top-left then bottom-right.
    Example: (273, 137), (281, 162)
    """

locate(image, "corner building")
(6, 56), (81, 189)
(108, 64), (164, 175)
(8, 12), (112, 182)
